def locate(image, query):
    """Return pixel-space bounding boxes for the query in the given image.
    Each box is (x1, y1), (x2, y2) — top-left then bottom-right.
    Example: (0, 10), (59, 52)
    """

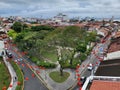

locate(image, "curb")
(23, 60), (52, 90)
(11, 46), (51, 90)
(3, 56), (17, 90)
(15, 62), (24, 90)
(9, 48), (24, 90)
(2, 56), (11, 90)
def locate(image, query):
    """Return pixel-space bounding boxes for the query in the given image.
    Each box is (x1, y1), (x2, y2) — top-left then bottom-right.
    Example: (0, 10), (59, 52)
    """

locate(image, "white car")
(15, 60), (18, 62)
(17, 58), (23, 61)
(87, 63), (93, 71)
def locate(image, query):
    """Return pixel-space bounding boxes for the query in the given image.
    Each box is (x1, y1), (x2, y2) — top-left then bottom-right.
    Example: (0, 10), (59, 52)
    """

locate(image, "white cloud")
(0, 0), (120, 18)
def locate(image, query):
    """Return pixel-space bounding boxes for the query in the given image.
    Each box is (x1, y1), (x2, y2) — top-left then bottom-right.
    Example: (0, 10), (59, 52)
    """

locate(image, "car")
(5, 48), (8, 50)
(5, 49), (9, 55)
(17, 59), (20, 61)
(20, 58), (23, 61)
(87, 63), (93, 71)
(80, 77), (87, 85)
(7, 53), (13, 58)
(14, 60), (18, 62)
(17, 58), (23, 61)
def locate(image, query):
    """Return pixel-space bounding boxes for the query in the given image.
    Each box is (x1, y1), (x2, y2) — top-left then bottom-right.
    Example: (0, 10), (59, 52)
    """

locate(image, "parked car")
(17, 58), (23, 61)
(5, 49), (13, 58)
(87, 63), (93, 71)
(5, 49), (9, 55)
(80, 77), (87, 86)
(14, 60), (18, 62)
(7, 53), (13, 58)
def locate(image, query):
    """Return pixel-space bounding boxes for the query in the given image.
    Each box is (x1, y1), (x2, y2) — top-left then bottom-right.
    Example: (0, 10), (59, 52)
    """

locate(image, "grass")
(0, 57), (11, 90)
(42, 47), (58, 62)
(10, 61), (24, 90)
(49, 71), (70, 83)
(42, 52), (58, 62)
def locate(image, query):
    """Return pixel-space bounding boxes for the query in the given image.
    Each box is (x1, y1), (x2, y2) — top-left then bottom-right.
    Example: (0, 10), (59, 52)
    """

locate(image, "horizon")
(0, 0), (120, 18)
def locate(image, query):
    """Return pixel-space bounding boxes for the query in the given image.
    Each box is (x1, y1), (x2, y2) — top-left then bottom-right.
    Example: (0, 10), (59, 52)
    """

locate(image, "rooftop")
(90, 80), (120, 90)
(108, 37), (120, 53)
(114, 31), (120, 38)
(95, 59), (120, 76)
(99, 28), (109, 36)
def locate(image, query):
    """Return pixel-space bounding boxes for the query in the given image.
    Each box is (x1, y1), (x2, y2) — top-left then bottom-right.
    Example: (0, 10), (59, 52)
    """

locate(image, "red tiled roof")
(90, 80), (120, 90)
(74, 23), (86, 27)
(114, 31), (120, 38)
(99, 28), (109, 36)
(108, 38), (120, 53)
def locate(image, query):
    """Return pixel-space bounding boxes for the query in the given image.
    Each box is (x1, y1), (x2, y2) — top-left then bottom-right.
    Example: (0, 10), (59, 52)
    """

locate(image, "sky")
(0, 0), (120, 18)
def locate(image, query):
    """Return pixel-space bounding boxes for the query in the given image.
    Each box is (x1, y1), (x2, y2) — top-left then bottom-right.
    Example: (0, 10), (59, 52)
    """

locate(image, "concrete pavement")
(4, 35), (111, 90)
(73, 35), (112, 90)
(7, 41), (78, 90)
(0, 40), (18, 90)
(8, 43), (48, 90)
(3, 56), (17, 90)
(31, 63), (77, 90)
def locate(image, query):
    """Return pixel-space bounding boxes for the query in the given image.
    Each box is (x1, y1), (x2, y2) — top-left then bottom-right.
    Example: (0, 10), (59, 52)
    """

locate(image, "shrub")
(31, 57), (56, 68)
(37, 61), (56, 68)
(7, 29), (18, 39)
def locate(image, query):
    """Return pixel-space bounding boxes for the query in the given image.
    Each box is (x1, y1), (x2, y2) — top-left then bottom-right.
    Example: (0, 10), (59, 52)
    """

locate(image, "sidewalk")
(11, 45), (77, 90)
(9, 40), (110, 90)
(31, 63), (77, 90)
(10, 43), (100, 90)
(3, 56), (17, 90)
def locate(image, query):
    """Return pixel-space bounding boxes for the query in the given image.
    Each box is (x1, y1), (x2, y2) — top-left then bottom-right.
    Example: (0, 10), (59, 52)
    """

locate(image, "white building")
(52, 13), (69, 23)
(0, 41), (4, 56)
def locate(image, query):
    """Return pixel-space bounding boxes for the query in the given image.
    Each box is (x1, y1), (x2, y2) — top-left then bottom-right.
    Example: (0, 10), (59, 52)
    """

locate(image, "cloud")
(0, 0), (120, 18)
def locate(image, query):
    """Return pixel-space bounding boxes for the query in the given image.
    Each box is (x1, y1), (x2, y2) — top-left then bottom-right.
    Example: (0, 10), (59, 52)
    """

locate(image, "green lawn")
(49, 71), (70, 83)
(42, 52), (58, 62)
(10, 61), (24, 90)
(42, 47), (58, 62)
(0, 57), (11, 90)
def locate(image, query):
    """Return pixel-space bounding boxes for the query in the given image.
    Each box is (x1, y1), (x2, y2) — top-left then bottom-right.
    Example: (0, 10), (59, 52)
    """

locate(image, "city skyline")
(0, 0), (120, 18)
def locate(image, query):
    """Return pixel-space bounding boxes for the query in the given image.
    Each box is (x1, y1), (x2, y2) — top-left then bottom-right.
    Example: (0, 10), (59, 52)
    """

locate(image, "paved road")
(0, 40), (18, 90)
(3, 56), (17, 90)
(6, 42), (48, 90)
(73, 35), (111, 90)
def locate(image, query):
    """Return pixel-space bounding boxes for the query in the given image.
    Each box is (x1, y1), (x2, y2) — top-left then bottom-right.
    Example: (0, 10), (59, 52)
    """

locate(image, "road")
(73, 35), (111, 90)
(6, 41), (48, 90)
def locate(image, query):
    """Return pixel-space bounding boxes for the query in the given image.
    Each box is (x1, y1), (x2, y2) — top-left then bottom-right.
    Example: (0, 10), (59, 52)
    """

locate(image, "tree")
(15, 34), (23, 42)
(31, 25), (55, 31)
(69, 49), (75, 65)
(76, 43), (87, 53)
(60, 63), (63, 76)
(7, 29), (17, 39)
(23, 24), (28, 30)
(58, 53), (68, 76)
(59, 60), (64, 76)
(12, 22), (22, 32)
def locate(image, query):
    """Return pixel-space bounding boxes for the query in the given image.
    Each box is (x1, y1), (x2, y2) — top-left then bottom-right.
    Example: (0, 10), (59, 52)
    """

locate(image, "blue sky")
(0, 0), (120, 18)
